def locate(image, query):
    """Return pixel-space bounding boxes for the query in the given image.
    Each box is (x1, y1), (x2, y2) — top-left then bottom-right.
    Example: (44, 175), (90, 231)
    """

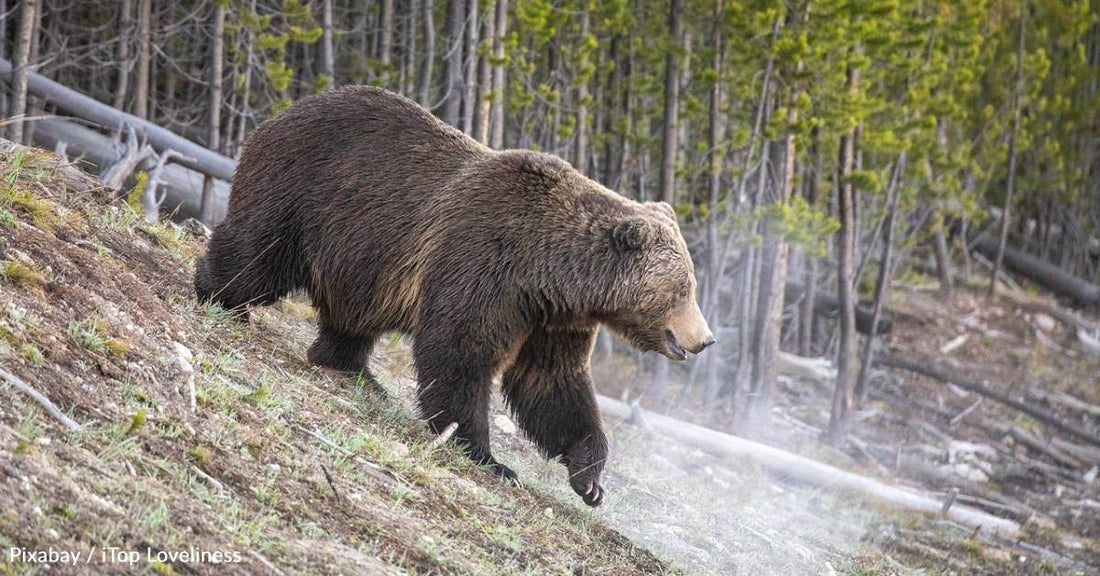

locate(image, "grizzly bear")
(194, 86), (714, 506)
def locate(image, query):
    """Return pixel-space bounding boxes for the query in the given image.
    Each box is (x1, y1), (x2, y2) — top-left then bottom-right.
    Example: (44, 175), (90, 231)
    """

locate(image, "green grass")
(66, 316), (131, 358)
(1, 260), (45, 288)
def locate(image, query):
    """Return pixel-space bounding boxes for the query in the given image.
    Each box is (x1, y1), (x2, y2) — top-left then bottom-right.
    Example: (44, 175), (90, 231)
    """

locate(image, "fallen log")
(1006, 425), (1082, 470)
(596, 394), (1020, 536)
(1027, 388), (1100, 419)
(877, 354), (1100, 449)
(777, 351), (836, 382)
(785, 280), (892, 335)
(971, 235), (1100, 309)
(32, 118), (228, 221)
(0, 58), (236, 181)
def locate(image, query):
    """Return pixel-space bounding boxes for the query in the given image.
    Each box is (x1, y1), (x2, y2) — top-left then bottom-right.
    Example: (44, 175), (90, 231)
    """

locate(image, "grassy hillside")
(0, 141), (672, 575)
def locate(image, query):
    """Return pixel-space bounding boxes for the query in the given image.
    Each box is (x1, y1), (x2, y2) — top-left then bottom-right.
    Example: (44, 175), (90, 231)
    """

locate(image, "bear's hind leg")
(307, 324), (380, 381)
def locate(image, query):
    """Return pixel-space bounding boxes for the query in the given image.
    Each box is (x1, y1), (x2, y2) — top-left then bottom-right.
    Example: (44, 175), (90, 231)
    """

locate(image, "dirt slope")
(0, 141), (670, 575)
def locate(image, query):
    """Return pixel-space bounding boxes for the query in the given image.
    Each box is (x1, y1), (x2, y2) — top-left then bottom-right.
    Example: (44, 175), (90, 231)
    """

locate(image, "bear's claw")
(568, 476), (604, 507)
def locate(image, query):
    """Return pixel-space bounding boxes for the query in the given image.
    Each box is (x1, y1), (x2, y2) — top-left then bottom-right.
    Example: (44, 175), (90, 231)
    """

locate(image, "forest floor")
(0, 140), (1096, 575)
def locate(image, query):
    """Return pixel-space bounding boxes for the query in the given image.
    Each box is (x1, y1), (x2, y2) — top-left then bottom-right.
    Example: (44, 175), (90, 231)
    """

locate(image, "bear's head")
(603, 201), (715, 361)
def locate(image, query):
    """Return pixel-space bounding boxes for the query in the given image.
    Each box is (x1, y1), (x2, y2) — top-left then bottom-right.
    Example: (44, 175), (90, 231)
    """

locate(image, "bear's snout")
(666, 298), (714, 358)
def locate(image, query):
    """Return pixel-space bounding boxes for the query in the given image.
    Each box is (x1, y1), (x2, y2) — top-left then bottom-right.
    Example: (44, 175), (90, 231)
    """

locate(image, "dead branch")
(320, 462), (341, 502)
(99, 123), (154, 190)
(1006, 426), (1082, 469)
(427, 422), (459, 451)
(0, 367), (82, 431)
(190, 464), (224, 493)
(142, 149), (194, 221)
(1027, 388), (1100, 419)
(248, 550), (287, 576)
(950, 398), (983, 427)
(1050, 437), (1100, 466)
(877, 354), (1100, 449)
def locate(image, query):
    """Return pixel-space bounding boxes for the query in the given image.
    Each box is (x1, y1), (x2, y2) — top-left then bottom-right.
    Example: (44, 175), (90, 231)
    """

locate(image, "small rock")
(1034, 313), (1056, 332)
(47, 529), (59, 541)
(35, 437), (51, 447)
(388, 440), (410, 458)
(493, 414), (517, 435)
(543, 507), (554, 519)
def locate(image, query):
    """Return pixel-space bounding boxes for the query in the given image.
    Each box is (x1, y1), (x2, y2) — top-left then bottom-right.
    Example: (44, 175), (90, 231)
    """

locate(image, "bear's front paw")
(562, 434), (608, 507)
(467, 447), (522, 485)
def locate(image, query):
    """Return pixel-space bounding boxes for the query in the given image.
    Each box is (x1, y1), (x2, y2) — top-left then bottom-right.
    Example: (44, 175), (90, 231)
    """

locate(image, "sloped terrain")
(0, 142), (671, 575)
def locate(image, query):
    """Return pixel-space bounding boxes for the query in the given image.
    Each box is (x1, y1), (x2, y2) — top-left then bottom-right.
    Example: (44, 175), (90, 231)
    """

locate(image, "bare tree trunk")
(702, 0), (724, 402)
(441, 0), (464, 126)
(419, 0), (436, 107)
(113, 0), (134, 110)
(476, 0), (496, 144)
(322, 0), (336, 86)
(0, 0), (7, 120)
(932, 220), (955, 298)
(853, 151), (906, 406)
(828, 43), (861, 441)
(233, 0), (258, 159)
(406, 0), (420, 95)
(489, 0), (508, 149)
(748, 85), (801, 422)
(990, 0), (1027, 297)
(573, 8), (591, 174)
(461, 0), (478, 134)
(8, 0), (36, 144)
(200, 1), (225, 226)
(133, 0), (152, 120)
(799, 127), (822, 356)
(658, 0), (684, 205)
(380, 0), (395, 86)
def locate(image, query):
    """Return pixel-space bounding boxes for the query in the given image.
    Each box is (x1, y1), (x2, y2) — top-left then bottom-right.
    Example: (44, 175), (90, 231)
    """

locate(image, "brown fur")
(194, 86), (712, 506)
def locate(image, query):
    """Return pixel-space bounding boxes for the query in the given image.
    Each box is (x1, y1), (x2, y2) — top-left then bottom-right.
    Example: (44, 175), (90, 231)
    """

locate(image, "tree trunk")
(828, 42), (861, 441)
(112, 0), (134, 110)
(322, 0), (336, 86)
(489, 0), (508, 149)
(380, 0), (395, 87)
(476, 0), (496, 144)
(461, 0), (478, 134)
(133, 0), (152, 120)
(200, 1), (225, 226)
(799, 127), (822, 356)
(405, 0), (420, 95)
(8, 0), (36, 144)
(701, 0), (724, 402)
(854, 151), (907, 406)
(442, 0), (464, 126)
(419, 0), (436, 108)
(990, 0), (1027, 298)
(658, 0), (684, 205)
(574, 9), (591, 175)
(488, 0), (508, 148)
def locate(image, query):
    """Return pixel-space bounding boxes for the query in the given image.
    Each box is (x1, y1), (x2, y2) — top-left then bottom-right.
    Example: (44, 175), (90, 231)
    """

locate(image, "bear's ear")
(612, 218), (650, 253)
